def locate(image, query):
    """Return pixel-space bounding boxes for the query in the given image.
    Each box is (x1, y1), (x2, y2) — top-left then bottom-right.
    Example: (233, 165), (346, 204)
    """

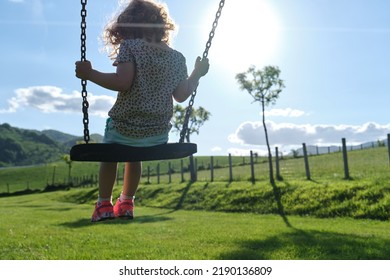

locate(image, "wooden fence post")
(189, 156), (197, 182)
(210, 156), (214, 182)
(250, 151), (255, 184)
(51, 166), (56, 185)
(157, 163), (160, 184)
(168, 162), (172, 184)
(275, 147), (281, 180)
(228, 153), (233, 182)
(181, 160), (184, 183)
(195, 158), (198, 181)
(387, 134), (390, 165)
(342, 138), (350, 179)
(302, 143), (311, 180)
(147, 166), (150, 184)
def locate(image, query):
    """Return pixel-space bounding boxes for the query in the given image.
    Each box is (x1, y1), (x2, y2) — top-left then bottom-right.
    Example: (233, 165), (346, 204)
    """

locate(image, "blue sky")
(1, 0), (389, 156)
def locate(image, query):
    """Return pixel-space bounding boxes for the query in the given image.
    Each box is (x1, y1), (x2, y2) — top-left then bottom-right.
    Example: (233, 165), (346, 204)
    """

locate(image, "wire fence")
(1, 136), (389, 195)
(134, 136), (390, 184)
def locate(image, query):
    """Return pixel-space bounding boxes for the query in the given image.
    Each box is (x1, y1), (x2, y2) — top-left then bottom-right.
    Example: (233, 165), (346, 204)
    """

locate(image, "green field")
(0, 190), (389, 260)
(0, 146), (389, 259)
(1, 146), (390, 192)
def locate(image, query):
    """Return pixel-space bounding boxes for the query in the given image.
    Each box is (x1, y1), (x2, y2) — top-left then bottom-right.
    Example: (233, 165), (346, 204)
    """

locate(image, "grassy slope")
(1, 147), (389, 220)
(0, 190), (389, 260)
(134, 181), (389, 220)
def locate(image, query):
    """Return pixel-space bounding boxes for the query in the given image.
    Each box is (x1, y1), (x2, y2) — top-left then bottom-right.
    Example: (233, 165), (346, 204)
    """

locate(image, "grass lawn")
(0, 190), (389, 260)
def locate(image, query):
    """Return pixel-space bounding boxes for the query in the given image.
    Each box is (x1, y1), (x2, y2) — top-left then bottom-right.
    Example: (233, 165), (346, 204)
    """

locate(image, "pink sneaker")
(114, 197), (134, 219)
(91, 201), (114, 222)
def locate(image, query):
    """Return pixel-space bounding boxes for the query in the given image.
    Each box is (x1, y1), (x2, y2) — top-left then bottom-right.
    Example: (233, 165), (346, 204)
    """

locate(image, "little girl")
(75, 0), (209, 222)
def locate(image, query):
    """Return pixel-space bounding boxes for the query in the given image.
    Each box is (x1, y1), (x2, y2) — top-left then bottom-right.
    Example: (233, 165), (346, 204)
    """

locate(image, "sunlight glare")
(204, 0), (282, 74)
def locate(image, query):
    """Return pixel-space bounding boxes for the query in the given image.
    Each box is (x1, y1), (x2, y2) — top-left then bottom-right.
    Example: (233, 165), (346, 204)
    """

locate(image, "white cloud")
(0, 86), (115, 118)
(264, 108), (306, 118)
(228, 120), (390, 147)
(8, 0), (25, 3)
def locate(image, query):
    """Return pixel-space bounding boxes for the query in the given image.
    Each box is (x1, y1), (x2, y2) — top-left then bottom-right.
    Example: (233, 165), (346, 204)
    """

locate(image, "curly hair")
(104, 0), (176, 58)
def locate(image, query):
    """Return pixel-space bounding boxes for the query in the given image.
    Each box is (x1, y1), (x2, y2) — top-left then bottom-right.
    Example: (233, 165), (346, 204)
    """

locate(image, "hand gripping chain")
(179, 0), (225, 143)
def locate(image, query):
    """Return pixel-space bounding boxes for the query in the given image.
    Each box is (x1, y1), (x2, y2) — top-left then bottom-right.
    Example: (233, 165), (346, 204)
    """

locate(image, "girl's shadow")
(59, 210), (175, 228)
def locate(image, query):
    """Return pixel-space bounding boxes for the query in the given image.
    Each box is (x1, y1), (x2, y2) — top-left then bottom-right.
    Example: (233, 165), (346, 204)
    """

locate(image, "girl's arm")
(75, 60), (135, 92)
(173, 57), (209, 103)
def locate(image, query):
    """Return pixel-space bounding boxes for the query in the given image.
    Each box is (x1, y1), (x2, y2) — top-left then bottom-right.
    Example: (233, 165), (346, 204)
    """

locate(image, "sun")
(204, 0), (282, 74)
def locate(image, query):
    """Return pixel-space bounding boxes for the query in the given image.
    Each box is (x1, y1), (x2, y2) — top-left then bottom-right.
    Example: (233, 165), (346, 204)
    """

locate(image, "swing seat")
(70, 142), (197, 162)
(72, 0), (224, 164)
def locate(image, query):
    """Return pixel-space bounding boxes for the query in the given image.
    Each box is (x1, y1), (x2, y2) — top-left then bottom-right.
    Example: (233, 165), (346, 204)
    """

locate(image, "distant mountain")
(0, 123), (103, 167)
(41, 129), (76, 144)
(41, 130), (103, 150)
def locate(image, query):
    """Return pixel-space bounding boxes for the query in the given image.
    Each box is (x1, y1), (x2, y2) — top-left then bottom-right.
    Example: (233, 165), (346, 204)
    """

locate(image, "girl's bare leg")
(98, 162), (118, 200)
(122, 162), (142, 197)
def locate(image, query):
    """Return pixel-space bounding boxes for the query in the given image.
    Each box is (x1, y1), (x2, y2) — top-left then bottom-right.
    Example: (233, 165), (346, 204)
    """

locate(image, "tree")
(236, 65), (285, 184)
(172, 104), (211, 181)
(172, 105), (211, 143)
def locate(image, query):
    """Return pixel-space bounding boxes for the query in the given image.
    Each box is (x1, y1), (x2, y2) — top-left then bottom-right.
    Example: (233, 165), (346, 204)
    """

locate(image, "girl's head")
(104, 0), (176, 56)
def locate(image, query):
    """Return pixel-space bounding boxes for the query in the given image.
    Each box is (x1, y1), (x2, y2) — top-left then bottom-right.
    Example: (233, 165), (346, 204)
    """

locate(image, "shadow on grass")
(0, 189), (41, 197)
(59, 211), (175, 228)
(17, 204), (74, 212)
(271, 181), (292, 228)
(219, 229), (390, 260)
(63, 188), (98, 204)
(60, 181), (196, 228)
(41, 207), (74, 212)
(61, 181), (199, 227)
(174, 181), (193, 210)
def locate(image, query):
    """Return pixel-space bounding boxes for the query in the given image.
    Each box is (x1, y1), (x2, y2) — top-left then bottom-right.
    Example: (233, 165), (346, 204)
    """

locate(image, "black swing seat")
(70, 142), (197, 162)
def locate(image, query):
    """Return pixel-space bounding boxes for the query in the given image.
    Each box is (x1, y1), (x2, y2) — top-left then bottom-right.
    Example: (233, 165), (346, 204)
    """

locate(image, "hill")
(0, 123), (102, 167)
(41, 129), (76, 144)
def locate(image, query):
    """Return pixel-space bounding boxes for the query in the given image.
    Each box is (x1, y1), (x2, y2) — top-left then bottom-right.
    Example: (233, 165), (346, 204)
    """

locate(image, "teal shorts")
(103, 118), (168, 147)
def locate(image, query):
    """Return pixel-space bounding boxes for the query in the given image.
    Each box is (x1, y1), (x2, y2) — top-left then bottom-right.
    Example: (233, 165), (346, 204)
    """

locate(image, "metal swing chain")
(79, 0), (224, 144)
(179, 0), (225, 143)
(80, 0), (90, 144)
